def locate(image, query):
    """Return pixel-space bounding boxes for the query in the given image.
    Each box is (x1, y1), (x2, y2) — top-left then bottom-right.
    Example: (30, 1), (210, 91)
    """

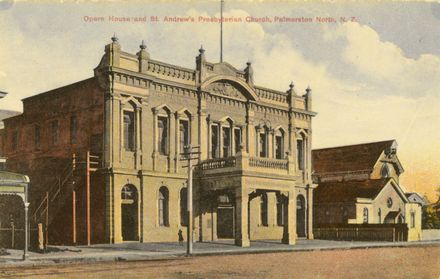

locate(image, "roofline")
(21, 77), (95, 102)
(312, 139), (396, 152)
(374, 177), (409, 203)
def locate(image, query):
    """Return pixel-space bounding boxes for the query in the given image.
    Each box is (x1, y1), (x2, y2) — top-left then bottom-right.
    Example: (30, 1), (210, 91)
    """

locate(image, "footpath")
(1, 239), (439, 267)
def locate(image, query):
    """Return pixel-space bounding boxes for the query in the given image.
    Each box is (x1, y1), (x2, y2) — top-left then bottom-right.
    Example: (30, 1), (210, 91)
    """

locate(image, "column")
(152, 109), (158, 171)
(283, 189), (296, 245)
(104, 92), (114, 168)
(174, 112), (180, 173)
(135, 106), (141, 169)
(246, 102), (255, 155)
(219, 123), (224, 158)
(235, 186), (250, 247)
(198, 93), (208, 161)
(306, 130), (312, 182)
(169, 112), (176, 173)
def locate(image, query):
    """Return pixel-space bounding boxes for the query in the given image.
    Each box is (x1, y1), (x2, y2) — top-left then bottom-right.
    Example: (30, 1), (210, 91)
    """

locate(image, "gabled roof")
(405, 192), (427, 205)
(314, 178), (392, 203)
(312, 140), (395, 174)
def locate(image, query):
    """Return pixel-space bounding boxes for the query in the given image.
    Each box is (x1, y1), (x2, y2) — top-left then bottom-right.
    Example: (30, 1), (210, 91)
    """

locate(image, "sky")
(0, 0), (439, 201)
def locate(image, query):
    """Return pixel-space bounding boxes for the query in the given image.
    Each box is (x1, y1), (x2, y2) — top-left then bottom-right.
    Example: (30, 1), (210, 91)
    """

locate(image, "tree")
(422, 193), (440, 229)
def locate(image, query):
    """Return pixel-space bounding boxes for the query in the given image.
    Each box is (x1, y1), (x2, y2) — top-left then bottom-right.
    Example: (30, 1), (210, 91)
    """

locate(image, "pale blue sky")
(0, 0), (439, 198)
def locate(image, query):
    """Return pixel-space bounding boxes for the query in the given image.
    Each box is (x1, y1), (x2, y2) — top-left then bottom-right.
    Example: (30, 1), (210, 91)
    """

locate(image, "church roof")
(314, 178), (392, 203)
(312, 140), (395, 175)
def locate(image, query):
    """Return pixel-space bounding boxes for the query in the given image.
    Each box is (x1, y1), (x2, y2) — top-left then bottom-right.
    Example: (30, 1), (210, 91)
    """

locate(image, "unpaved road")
(0, 246), (439, 279)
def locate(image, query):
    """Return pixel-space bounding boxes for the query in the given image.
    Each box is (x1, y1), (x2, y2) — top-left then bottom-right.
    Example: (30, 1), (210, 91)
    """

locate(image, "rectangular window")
(275, 135), (283, 159)
(259, 133), (267, 158)
(222, 127), (230, 158)
(411, 212), (415, 228)
(35, 125), (41, 150)
(70, 116), (77, 144)
(11, 130), (18, 151)
(277, 199), (285, 226)
(123, 111), (135, 151)
(179, 120), (190, 155)
(260, 194), (268, 226)
(51, 120), (59, 145)
(297, 139), (304, 170)
(234, 128), (242, 154)
(158, 116), (169, 155)
(211, 124), (219, 158)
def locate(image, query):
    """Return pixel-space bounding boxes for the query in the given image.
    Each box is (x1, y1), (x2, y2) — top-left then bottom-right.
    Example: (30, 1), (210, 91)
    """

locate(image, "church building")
(2, 36), (316, 247)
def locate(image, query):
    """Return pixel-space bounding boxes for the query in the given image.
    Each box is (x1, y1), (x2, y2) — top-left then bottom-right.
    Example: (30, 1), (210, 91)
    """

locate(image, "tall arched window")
(159, 186), (169, 226)
(260, 193), (268, 226)
(363, 208), (369, 224)
(180, 188), (188, 226)
(297, 135), (305, 170)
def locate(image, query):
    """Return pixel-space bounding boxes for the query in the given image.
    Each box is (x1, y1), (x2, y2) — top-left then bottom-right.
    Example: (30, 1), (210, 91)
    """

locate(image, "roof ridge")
(312, 139), (395, 152)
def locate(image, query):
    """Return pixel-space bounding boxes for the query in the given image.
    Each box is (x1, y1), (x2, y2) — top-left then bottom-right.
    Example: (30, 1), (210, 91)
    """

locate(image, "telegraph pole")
(181, 145), (200, 256)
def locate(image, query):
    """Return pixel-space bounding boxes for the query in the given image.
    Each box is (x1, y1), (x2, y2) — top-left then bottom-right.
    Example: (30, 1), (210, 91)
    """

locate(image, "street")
(0, 246), (439, 279)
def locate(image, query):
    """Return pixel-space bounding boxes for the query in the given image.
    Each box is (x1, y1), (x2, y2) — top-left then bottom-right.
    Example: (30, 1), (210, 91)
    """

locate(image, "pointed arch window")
(297, 135), (305, 170)
(363, 208), (369, 224)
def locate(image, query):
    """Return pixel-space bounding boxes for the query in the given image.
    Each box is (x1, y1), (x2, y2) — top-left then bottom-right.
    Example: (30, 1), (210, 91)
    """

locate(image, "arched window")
(297, 134), (305, 170)
(258, 126), (268, 158)
(381, 164), (390, 178)
(180, 188), (188, 226)
(363, 208), (369, 224)
(410, 212), (415, 228)
(159, 186), (169, 226)
(260, 193), (268, 226)
(378, 208), (382, 224)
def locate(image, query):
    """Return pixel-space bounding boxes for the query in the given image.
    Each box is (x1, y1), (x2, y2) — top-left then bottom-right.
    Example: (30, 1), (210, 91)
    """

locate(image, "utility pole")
(180, 145), (200, 256)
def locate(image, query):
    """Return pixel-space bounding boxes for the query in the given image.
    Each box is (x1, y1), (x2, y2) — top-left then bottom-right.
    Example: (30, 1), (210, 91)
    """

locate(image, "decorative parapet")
(255, 86), (288, 104)
(198, 157), (236, 170)
(249, 157), (288, 170)
(196, 151), (296, 177)
(147, 60), (196, 81)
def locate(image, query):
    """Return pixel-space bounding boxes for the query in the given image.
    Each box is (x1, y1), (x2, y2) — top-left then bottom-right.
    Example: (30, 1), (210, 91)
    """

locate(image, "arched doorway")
(121, 184), (138, 241)
(296, 195), (306, 237)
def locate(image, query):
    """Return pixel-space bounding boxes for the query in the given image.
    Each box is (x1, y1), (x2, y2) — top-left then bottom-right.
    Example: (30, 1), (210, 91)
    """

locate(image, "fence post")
(10, 221), (15, 249)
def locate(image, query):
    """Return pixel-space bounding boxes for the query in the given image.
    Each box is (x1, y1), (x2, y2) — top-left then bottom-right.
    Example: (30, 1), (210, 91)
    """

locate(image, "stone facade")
(2, 37), (316, 246)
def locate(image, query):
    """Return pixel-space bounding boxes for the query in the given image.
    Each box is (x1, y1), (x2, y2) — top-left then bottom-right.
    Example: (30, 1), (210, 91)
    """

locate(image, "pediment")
(206, 81), (247, 101)
(212, 62), (238, 76)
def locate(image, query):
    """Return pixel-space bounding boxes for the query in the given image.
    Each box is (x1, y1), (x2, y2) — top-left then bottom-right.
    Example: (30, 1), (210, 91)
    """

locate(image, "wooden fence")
(314, 224), (408, 242)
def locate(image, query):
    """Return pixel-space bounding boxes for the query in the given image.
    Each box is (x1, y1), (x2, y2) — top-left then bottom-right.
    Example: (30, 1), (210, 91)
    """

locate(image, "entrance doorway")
(121, 184), (138, 241)
(296, 195), (306, 237)
(217, 207), (234, 239)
